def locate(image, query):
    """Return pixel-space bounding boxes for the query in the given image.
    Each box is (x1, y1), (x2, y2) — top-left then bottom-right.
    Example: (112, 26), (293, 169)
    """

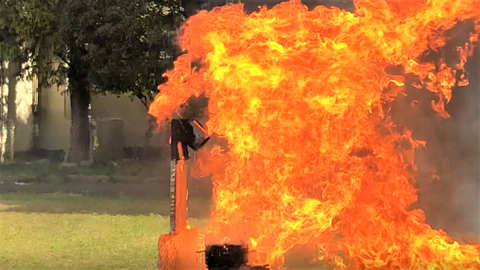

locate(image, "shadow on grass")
(0, 179), (213, 201)
(0, 192), (212, 218)
(0, 160), (171, 179)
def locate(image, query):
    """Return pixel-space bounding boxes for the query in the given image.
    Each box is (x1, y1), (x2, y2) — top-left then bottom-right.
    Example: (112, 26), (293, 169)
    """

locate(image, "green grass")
(0, 193), (211, 218)
(0, 193), (209, 270)
(0, 193), (326, 270)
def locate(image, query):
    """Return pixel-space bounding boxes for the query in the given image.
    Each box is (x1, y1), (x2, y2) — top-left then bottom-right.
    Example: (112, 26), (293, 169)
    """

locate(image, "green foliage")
(75, 0), (185, 106)
(0, 0), (184, 105)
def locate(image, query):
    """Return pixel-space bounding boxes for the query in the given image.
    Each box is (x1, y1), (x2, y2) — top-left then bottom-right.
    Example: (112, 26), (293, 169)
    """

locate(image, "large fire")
(149, 0), (480, 269)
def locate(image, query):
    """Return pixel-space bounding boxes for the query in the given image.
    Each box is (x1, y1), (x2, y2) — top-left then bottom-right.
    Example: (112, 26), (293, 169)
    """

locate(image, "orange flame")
(149, 0), (480, 269)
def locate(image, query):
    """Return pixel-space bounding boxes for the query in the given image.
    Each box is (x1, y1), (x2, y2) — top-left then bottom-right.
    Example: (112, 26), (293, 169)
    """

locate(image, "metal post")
(169, 119), (191, 233)
(175, 142), (188, 232)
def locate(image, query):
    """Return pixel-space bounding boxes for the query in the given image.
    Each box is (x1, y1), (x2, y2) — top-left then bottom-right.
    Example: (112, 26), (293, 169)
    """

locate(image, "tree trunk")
(4, 60), (20, 162)
(32, 79), (41, 152)
(67, 67), (90, 163)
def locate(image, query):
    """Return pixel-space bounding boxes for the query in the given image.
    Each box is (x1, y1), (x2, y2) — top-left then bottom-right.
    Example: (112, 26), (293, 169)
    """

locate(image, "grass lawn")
(0, 193), (209, 270)
(0, 193), (330, 270)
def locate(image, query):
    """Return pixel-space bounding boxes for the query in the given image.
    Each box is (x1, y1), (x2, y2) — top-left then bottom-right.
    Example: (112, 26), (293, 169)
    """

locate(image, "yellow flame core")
(149, 0), (480, 269)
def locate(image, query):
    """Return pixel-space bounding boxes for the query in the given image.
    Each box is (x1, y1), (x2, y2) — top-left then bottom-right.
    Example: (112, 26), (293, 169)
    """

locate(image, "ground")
(2, 161), (478, 270)
(0, 161), (212, 270)
(0, 161), (328, 270)
(0, 193), (210, 270)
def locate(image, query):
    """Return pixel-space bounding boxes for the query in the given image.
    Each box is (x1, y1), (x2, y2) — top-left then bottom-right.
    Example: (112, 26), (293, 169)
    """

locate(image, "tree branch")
(56, 52), (70, 67)
(135, 92), (148, 108)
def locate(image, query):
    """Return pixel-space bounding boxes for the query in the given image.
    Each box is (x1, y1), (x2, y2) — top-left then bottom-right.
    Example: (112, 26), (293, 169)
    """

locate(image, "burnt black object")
(171, 119), (210, 161)
(204, 244), (270, 270)
(205, 245), (247, 270)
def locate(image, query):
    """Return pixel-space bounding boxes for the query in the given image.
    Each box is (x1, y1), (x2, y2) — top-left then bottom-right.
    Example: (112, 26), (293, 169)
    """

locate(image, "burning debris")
(204, 244), (269, 270)
(150, 0), (480, 269)
(205, 244), (247, 270)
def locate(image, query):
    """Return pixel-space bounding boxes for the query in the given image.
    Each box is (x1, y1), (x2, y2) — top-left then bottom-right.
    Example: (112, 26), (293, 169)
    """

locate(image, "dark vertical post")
(169, 127), (178, 233)
(170, 119), (191, 233)
(169, 147), (177, 233)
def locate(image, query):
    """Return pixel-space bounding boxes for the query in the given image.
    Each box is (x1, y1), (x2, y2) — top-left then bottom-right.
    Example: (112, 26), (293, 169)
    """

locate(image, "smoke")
(392, 21), (480, 242)
(179, 94), (209, 120)
(446, 45), (480, 241)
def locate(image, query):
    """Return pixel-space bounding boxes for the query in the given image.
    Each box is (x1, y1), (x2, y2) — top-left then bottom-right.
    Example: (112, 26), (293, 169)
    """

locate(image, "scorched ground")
(149, 0), (480, 269)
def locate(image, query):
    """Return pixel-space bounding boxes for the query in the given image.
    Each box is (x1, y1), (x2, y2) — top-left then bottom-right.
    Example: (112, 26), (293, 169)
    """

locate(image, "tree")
(0, 5), (26, 162)
(0, 0), (184, 162)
